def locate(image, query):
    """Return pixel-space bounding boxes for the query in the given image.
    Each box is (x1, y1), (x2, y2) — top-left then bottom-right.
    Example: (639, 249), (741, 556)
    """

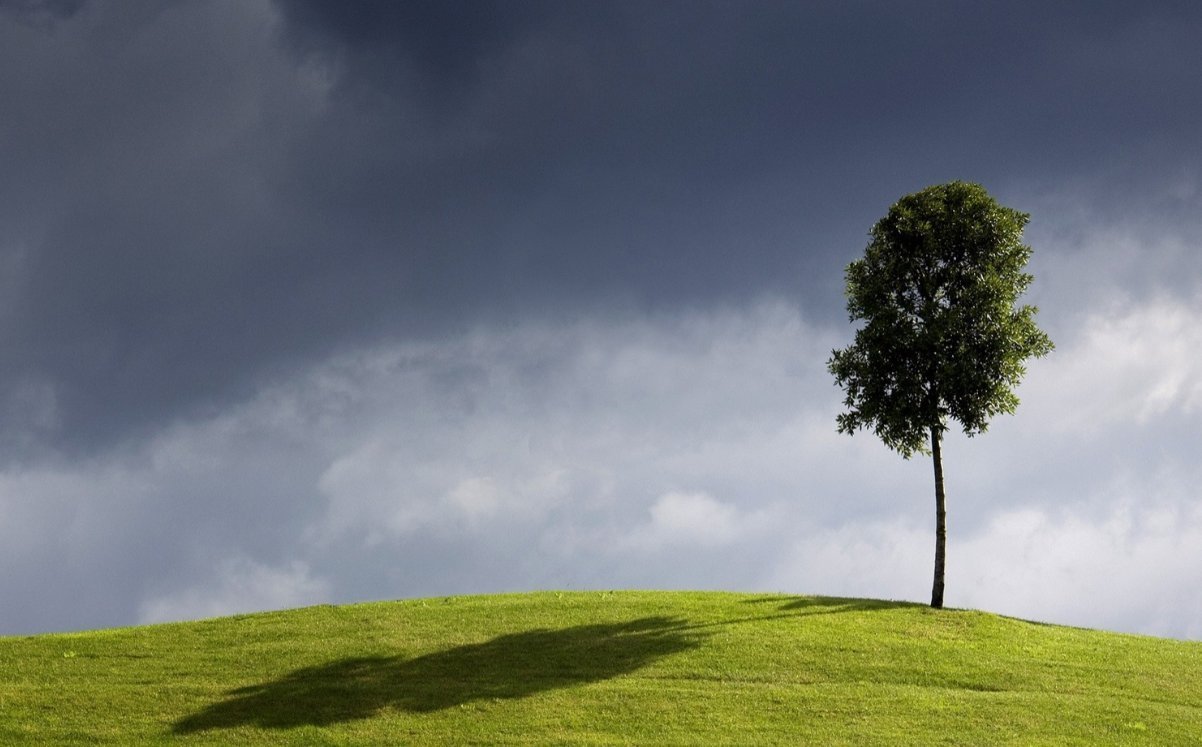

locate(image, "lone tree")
(828, 181), (1052, 609)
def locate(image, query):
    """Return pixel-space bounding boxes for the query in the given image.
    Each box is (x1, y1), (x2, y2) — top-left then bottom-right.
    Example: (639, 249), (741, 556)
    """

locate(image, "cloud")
(1, 298), (873, 632)
(765, 497), (1202, 639)
(3, 281), (1202, 638)
(1021, 183), (1202, 314)
(0, 458), (183, 633)
(620, 491), (779, 550)
(765, 520), (931, 603)
(4, 0), (1202, 645)
(274, 0), (551, 105)
(4, 0), (1200, 461)
(0, 0), (85, 24)
(138, 558), (330, 625)
(954, 502), (1202, 639)
(1028, 295), (1202, 432)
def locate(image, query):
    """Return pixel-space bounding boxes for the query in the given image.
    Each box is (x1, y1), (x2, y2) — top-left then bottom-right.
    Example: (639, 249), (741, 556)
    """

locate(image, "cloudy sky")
(2, 0), (1201, 639)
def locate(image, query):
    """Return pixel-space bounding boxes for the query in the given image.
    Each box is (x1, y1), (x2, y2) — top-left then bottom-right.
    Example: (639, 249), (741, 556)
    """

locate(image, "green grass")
(1, 591), (1200, 744)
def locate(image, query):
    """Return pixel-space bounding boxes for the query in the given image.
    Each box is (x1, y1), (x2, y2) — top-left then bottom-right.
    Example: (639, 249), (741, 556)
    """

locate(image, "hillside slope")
(1, 591), (1200, 744)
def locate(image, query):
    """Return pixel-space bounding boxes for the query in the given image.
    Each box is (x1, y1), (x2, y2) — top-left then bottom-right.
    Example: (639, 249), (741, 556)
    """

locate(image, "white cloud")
(138, 558), (330, 625)
(955, 500), (1202, 638)
(1022, 294), (1202, 433)
(4, 293), (1202, 639)
(302, 299), (864, 551)
(765, 520), (931, 602)
(621, 491), (778, 549)
(762, 499), (1202, 639)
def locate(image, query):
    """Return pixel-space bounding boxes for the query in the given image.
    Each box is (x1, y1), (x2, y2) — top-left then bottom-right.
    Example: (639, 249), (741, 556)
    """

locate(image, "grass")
(1, 591), (1200, 744)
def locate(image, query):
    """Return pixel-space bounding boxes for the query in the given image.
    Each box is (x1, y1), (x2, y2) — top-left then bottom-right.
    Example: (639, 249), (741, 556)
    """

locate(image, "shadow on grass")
(742, 595), (923, 615)
(173, 616), (704, 733)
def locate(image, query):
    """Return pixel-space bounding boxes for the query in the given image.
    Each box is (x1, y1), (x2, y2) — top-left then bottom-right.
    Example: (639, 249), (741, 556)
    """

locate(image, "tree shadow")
(172, 616), (704, 733)
(742, 595), (922, 615)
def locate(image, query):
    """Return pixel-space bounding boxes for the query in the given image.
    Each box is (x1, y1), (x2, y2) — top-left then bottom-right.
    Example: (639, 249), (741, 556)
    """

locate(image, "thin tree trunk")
(930, 425), (947, 609)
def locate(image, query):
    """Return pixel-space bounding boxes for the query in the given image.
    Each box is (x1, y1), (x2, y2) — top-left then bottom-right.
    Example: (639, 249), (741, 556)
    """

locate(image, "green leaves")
(828, 181), (1053, 457)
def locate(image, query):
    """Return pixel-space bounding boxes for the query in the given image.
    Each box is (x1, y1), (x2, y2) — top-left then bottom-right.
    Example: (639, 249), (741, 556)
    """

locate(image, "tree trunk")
(930, 425), (947, 609)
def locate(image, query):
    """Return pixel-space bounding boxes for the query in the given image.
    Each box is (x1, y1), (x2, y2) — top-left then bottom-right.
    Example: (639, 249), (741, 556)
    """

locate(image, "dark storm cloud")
(252, 0), (1202, 310)
(277, 0), (554, 103)
(270, 0), (1202, 327)
(2, 0), (1200, 456)
(0, 0), (85, 23)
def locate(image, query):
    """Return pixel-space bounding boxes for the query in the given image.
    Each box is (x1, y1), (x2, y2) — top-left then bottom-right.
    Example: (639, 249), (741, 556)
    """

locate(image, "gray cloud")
(0, 0), (85, 24)
(1, 1), (1201, 636)
(3, 0), (1198, 456)
(4, 283), (1202, 637)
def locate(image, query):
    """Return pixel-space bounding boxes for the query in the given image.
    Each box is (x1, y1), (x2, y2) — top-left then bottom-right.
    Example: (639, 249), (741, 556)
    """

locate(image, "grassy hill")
(1, 591), (1200, 744)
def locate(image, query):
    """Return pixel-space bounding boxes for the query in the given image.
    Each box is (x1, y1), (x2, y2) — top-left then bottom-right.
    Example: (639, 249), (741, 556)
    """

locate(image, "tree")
(828, 181), (1053, 609)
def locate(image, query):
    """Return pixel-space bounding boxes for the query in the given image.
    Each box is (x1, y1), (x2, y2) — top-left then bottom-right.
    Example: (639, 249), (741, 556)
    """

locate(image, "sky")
(1, 0), (1201, 638)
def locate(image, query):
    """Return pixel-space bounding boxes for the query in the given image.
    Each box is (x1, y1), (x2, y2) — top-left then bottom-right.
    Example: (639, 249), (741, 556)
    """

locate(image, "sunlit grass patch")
(1, 591), (1200, 744)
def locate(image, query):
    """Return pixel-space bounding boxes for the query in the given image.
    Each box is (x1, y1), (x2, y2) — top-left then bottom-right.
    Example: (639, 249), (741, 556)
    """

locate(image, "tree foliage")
(828, 181), (1053, 456)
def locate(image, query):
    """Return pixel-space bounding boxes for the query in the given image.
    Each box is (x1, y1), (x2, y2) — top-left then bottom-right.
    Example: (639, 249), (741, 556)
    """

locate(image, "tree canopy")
(829, 181), (1053, 455)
